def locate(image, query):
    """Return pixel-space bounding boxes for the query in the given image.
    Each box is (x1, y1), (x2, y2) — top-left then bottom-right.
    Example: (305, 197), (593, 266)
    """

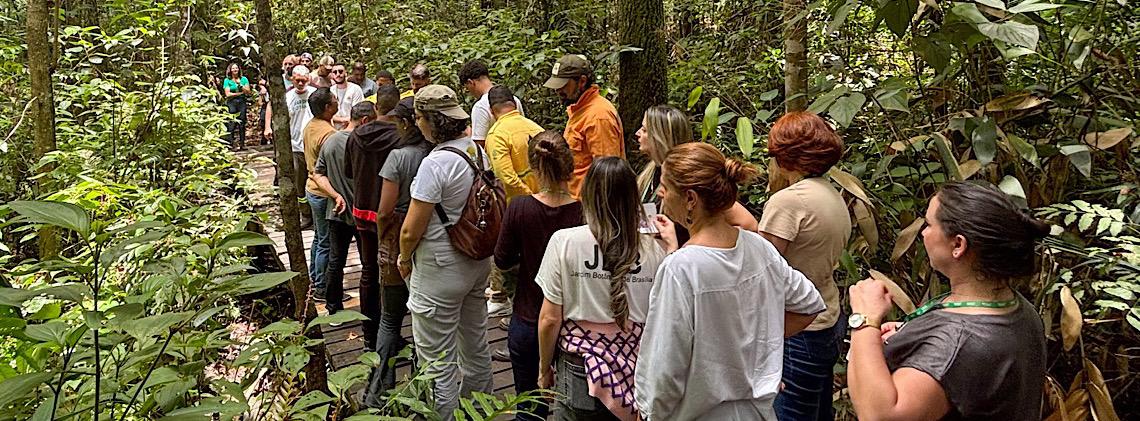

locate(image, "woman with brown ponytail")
(536, 157), (668, 421)
(634, 143), (825, 420)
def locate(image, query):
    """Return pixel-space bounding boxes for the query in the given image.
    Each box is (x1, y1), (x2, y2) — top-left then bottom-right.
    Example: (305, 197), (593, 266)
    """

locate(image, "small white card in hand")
(639, 203), (659, 234)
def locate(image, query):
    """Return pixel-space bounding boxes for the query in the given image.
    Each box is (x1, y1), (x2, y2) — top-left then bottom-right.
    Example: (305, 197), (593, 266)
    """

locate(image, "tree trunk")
(29, 0), (59, 259)
(617, 0), (668, 161)
(782, 0), (808, 112)
(253, 0), (329, 393)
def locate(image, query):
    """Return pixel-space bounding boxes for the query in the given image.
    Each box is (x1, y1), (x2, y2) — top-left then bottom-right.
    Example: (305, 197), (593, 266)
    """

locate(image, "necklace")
(539, 188), (570, 196)
(902, 292), (1018, 323)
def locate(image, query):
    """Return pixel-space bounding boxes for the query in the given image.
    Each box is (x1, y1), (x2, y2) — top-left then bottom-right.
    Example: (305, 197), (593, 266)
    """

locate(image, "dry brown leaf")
(891, 217), (925, 262)
(1044, 376), (1071, 421)
(1083, 127), (1133, 150)
(1045, 387), (1089, 421)
(868, 269), (917, 313)
(889, 141), (908, 152)
(958, 160), (982, 179)
(853, 200), (879, 252)
(830, 168), (872, 206)
(1060, 286), (1082, 352)
(984, 92), (1048, 112)
(1084, 358), (1121, 421)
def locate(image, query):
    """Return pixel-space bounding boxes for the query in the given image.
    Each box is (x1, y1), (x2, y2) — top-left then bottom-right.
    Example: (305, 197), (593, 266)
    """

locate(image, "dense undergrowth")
(0, 0), (1137, 419)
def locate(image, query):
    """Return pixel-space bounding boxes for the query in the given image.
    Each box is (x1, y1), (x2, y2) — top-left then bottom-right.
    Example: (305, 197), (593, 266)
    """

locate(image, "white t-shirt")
(470, 91), (524, 141)
(534, 225), (665, 324)
(285, 87), (315, 152)
(409, 137), (490, 243)
(333, 82), (365, 128)
(634, 229), (825, 421)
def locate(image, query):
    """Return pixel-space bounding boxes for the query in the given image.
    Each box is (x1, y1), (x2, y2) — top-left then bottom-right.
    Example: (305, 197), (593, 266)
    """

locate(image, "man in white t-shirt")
(284, 65), (316, 227)
(329, 63), (364, 130)
(457, 59), (523, 148)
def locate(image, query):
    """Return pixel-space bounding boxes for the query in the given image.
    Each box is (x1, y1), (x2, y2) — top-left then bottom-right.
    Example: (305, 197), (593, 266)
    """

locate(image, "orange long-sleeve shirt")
(562, 85), (625, 198)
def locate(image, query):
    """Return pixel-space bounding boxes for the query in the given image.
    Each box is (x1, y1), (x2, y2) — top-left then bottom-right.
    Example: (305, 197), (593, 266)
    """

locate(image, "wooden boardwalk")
(239, 147), (518, 395)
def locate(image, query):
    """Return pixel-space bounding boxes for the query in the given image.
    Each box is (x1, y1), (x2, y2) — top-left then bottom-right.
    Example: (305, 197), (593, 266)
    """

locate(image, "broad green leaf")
(971, 117), (998, 165)
(735, 118), (754, 158)
(120, 311), (194, 340)
(230, 271), (297, 296)
(878, 0), (919, 37)
(827, 0), (858, 34)
(978, 21), (1040, 50)
(0, 372), (52, 409)
(931, 133), (963, 181)
(998, 176), (1028, 208)
(215, 231), (274, 253)
(1007, 135), (1038, 166)
(808, 86), (849, 114)
(293, 391), (335, 411)
(358, 351), (383, 367)
(1128, 308), (1140, 332)
(976, 0), (1006, 9)
(758, 89), (779, 102)
(701, 98), (721, 141)
(0, 284), (91, 306)
(327, 364), (371, 398)
(8, 201), (90, 236)
(829, 168), (873, 205)
(829, 93), (866, 127)
(24, 320), (68, 345)
(1078, 214), (1095, 232)
(686, 86), (703, 110)
(307, 310), (370, 331)
(1060, 145), (1092, 177)
(255, 320), (303, 337)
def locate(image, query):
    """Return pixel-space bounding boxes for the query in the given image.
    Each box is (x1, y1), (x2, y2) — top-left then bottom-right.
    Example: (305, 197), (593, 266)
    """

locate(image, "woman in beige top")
(757, 111), (851, 420)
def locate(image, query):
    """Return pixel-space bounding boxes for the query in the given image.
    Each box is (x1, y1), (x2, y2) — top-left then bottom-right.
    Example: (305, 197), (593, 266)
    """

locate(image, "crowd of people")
(260, 50), (1049, 420)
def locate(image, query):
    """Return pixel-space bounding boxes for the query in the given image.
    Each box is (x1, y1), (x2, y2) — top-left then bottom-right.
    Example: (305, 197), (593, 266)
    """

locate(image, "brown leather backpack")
(433, 146), (505, 260)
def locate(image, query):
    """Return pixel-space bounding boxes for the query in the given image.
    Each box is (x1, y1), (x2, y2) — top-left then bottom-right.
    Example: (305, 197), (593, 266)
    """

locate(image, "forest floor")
(234, 146), (520, 401)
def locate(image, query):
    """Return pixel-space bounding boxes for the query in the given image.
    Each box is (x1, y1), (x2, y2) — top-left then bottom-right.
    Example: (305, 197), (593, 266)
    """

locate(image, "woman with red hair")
(759, 111), (852, 420)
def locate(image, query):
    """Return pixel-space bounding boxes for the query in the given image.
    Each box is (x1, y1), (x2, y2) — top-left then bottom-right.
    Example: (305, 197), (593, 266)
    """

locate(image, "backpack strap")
(432, 144), (487, 225)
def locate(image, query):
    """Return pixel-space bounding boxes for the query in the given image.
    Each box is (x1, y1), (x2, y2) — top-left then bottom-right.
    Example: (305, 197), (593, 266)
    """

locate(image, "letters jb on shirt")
(572, 245), (652, 283)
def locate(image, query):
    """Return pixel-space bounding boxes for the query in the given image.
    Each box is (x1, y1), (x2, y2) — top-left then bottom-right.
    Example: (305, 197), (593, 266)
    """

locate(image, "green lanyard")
(902, 293), (1019, 322)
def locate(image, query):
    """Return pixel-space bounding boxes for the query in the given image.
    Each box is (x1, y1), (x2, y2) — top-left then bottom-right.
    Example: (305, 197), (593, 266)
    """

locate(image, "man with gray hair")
(284, 64), (317, 228)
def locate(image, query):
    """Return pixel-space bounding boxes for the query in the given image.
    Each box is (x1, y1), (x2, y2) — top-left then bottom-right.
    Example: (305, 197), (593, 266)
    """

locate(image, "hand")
(333, 195), (346, 214)
(849, 278), (893, 322)
(263, 127), (273, 139)
(652, 214), (678, 253)
(398, 257), (413, 279)
(880, 321), (903, 342)
(538, 365), (555, 389)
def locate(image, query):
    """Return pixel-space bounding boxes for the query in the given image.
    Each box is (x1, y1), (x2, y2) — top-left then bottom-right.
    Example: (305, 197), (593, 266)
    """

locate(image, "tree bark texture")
(28, 0), (60, 259)
(253, 0), (329, 393)
(782, 0), (808, 112)
(617, 0), (668, 158)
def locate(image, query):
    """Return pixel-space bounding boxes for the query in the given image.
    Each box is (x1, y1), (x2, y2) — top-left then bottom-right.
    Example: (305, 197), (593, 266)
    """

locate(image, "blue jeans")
(774, 316), (846, 421)
(306, 192), (330, 290)
(507, 315), (548, 421)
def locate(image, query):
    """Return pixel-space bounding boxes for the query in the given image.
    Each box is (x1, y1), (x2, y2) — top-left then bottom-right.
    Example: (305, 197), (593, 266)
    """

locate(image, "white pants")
(407, 240), (493, 419)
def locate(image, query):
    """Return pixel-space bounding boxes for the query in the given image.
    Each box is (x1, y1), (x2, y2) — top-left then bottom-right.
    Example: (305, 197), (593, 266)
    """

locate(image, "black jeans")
(324, 220), (358, 313)
(363, 283), (410, 407)
(225, 97), (247, 149)
(357, 231), (381, 351)
(508, 315), (547, 421)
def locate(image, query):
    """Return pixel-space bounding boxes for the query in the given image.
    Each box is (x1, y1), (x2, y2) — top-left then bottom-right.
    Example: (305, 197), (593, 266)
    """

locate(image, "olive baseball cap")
(543, 54), (592, 89)
(414, 84), (469, 119)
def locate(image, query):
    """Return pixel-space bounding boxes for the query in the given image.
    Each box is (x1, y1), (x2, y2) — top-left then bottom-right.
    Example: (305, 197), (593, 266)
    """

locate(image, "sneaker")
(498, 318), (510, 330)
(313, 288), (327, 303)
(492, 348), (510, 362)
(487, 299), (512, 318)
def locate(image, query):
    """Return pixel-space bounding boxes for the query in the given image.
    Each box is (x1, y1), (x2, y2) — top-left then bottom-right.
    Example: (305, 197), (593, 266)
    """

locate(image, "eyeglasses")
(331, 70), (345, 74)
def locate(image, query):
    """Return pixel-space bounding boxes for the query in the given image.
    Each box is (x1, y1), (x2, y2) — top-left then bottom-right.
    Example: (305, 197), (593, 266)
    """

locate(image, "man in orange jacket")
(544, 54), (625, 199)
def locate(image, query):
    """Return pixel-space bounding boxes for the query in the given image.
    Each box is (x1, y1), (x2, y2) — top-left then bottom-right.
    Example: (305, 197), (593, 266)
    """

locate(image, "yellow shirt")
(562, 85), (624, 198)
(486, 110), (544, 201)
(400, 89), (414, 99)
(303, 118), (337, 197)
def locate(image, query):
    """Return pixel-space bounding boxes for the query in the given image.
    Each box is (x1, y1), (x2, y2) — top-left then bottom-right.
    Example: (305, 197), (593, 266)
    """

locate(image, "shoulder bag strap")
(433, 144), (486, 225)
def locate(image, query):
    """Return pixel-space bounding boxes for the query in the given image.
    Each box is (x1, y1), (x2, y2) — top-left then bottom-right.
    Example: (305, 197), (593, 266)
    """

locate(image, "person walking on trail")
(544, 54), (624, 199)
(397, 85), (493, 419)
(457, 59), (524, 148)
(635, 143), (825, 420)
(758, 112), (851, 421)
(846, 182), (1047, 421)
(483, 84), (543, 321)
(312, 101), (377, 315)
(495, 130), (582, 421)
(345, 86), (403, 352)
(363, 94), (427, 406)
(535, 157), (666, 421)
(403, 63), (431, 99)
(330, 63), (365, 130)
(222, 62), (251, 151)
(350, 61), (379, 99)
(281, 54), (298, 91)
(303, 87), (339, 302)
(283, 65), (316, 228)
(312, 55), (335, 88)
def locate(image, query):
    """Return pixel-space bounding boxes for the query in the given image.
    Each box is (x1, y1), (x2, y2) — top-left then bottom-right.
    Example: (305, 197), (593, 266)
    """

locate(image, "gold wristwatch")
(848, 313), (881, 330)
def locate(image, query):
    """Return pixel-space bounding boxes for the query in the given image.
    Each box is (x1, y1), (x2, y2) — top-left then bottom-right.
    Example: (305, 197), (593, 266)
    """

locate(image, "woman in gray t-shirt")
(848, 182), (1049, 420)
